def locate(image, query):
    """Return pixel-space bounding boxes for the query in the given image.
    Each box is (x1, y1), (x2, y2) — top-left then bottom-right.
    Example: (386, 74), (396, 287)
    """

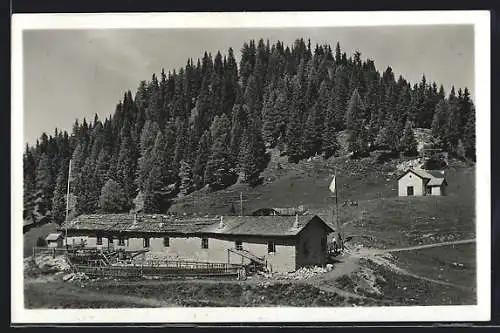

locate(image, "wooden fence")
(32, 246), (244, 279)
(76, 260), (242, 279)
(32, 246), (69, 258)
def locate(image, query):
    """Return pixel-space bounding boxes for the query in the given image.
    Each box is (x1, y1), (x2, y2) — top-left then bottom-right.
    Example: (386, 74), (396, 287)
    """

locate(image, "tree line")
(23, 38), (476, 224)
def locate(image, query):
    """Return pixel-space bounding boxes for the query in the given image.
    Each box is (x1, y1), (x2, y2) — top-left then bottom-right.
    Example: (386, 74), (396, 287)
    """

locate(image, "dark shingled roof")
(62, 214), (333, 237)
(204, 215), (333, 237)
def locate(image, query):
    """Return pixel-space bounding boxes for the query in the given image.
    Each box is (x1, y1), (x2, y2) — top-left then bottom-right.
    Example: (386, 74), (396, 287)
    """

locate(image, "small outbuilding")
(45, 233), (64, 248)
(397, 168), (448, 197)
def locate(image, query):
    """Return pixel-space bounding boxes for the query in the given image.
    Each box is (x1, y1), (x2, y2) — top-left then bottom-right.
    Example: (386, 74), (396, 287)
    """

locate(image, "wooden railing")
(32, 246), (69, 258)
(76, 259), (242, 279)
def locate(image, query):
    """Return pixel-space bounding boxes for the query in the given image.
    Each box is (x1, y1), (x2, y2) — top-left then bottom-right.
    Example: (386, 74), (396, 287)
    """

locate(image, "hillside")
(170, 146), (475, 249)
(23, 37), (476, 226)
(23, 223), (60, 257)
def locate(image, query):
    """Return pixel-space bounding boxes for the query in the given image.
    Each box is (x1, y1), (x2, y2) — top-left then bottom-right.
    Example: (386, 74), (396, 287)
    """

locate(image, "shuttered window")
(201, 238), (209, 249)
(268, 241), (276, 253)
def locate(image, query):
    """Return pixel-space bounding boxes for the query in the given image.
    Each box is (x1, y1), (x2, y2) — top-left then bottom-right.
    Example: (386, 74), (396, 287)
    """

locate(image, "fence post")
(53, 248), (56, 258)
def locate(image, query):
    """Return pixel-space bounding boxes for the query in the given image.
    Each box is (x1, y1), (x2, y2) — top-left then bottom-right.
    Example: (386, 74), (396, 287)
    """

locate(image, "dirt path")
(383, 239), (476, 253)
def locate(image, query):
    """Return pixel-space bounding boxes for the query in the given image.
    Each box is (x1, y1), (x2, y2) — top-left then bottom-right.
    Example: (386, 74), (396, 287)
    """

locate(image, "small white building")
(397, 168), (447, 197)
(45, 233), (64, 248)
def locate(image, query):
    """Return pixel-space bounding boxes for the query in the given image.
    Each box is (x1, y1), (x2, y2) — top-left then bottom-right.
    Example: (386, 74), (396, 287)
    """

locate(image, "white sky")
(23, 25), (474, 145)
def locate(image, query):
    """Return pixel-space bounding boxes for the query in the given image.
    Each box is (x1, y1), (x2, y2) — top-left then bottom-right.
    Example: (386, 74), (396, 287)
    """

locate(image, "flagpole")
(64, 159), (72, 248)
(334, 167), (342, 251)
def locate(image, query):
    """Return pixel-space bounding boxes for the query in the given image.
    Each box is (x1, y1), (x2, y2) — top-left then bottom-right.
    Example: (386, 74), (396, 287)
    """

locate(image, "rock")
(63, 273), (75, 282)
(326, 264), (334, 272)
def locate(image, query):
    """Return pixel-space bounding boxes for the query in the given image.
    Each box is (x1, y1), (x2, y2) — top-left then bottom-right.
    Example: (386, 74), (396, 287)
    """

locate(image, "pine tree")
(238, 120), (267, 185)
(400, 120), (418, 156)
(345, 89), (366, 155)
(302, 103), (324, 157)
(333, 65), (350, 129)
(204, 114), (235, 190)
(193, 130), (211, 189)
(51, 164), (68, 225)
(23, 146), (37, 220)
(143, 131), (170, 212)
(75, 158), (100, 214)
(99, 179), (130, 213)
(444, 88), (462, 153)
(34, 153), (54, 219)
(431, 99), (449, 144)
(286, 77), (305, 162)
(137, 120), (160, 191)
(178, 160), (194, 196)
(463, 105), (476, 161)
(322, 95), (340, 158)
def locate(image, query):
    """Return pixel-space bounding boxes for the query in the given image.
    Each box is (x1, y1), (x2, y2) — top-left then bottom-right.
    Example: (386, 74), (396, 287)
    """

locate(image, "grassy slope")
(23, 223), (59, 258)
(24, 279), (385, 308)
(390, 243), (476, 289)
(171, 149), (475, 249)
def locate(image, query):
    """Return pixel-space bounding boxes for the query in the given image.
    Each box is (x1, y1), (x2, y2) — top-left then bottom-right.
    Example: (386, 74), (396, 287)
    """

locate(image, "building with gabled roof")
(397, 168), (448, 196)
(45, 233), (64, 248)
(61, 213), (334, 273)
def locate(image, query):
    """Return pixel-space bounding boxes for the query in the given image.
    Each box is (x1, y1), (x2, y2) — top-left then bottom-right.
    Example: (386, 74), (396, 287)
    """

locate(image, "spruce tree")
(178, 160), (194, 196)
(143, 131), (170, 212)
(431, 99), (449, 144)
(34, 153), (54, 219)
(51, 164), (68, 225)
(204, 114), (235, 190)
(400, 120), (418, 156)
(193, 130), (211, 189)
(302, 103), (324, 157)
(286, 77), (305, 162)
(345, 89), (366, 155)
(463, 105), (476, 161)
(99, 179), (130, 213)
(239, 120), (267, 185)
(322, 95), (340, 158)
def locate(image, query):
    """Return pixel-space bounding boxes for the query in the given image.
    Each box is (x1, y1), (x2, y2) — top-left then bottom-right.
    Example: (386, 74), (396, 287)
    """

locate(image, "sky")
(22, 25), (474, 145)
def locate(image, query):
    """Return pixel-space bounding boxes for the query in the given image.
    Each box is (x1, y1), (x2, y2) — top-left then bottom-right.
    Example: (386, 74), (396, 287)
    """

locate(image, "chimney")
(219, 216), (224, 229)
(133, 213), (138, 225)
(293, 213), (299, 229)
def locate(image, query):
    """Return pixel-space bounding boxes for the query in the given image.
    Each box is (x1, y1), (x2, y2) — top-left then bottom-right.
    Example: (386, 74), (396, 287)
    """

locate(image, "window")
(201, 238), (209, 249)
(96, 236), (103, 245)
(118, 237), (125, 246)
(163, 237), (170, 247)
(235, 241), (243, 250)
(143, 237), (150, 248)
(426, 186), (432, 195)
(268, 241), (276, 254)
(407, 186), (414, 196)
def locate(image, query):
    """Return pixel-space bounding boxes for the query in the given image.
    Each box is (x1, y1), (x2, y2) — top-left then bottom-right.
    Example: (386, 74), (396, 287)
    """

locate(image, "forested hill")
(23, 38), (476, 225)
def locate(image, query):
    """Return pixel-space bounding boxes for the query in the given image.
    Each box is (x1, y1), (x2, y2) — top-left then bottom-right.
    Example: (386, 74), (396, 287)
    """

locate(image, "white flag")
(329, 176), (336, 194)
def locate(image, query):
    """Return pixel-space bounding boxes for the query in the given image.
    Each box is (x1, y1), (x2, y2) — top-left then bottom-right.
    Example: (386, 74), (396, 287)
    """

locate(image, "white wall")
(67, 233), (297, 273)
(431, 186), (442, 196)
(398, 172), (425, 196)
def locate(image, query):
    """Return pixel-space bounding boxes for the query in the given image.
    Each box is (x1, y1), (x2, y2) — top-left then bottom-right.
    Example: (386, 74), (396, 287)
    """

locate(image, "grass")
(390, 243), (476, 289)
(362, 258), (476, 306)
(24, 278), (386, 308)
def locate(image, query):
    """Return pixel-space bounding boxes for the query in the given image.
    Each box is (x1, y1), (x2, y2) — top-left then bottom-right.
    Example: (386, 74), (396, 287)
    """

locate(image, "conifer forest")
(23, 39), (476, 225)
